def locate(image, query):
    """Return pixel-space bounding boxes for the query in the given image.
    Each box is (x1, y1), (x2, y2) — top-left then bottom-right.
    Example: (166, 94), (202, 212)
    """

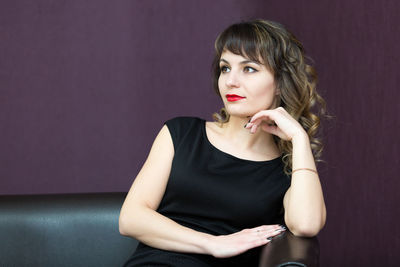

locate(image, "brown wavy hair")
(211, 19), (327, 175)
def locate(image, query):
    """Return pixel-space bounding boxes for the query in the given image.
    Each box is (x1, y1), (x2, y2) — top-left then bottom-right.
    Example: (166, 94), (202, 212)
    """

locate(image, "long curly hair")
(211, 19), (327, 175)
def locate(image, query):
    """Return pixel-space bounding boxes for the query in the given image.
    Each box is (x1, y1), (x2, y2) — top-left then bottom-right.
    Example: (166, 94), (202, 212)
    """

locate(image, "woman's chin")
(224, 106), (263, 118)
(225, 110), (255, 119)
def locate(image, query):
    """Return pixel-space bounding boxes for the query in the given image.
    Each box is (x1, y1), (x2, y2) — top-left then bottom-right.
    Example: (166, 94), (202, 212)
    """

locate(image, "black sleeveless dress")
(123, 117), (291, 267)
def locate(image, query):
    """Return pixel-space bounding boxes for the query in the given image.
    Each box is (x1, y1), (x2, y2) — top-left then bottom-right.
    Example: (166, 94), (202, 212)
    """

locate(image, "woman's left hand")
(245, 107), (306, 141)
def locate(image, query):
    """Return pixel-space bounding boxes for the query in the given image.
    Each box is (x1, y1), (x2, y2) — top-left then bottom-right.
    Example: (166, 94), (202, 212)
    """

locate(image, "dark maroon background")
(1, 0), (399, 265)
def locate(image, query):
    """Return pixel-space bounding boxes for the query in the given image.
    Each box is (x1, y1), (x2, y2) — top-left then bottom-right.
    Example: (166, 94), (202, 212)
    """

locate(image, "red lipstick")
(226, 94), (245, 102)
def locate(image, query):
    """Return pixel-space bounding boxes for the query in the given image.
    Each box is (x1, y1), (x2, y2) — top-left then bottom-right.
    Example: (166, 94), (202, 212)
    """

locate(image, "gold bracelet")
(291, 168), (318, 175)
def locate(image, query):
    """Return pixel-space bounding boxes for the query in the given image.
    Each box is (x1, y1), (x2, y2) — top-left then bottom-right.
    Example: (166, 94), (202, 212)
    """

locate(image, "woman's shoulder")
(164, 116), (204, 130)
(163, 116), (204, 145)
(165, 116), (203, 124)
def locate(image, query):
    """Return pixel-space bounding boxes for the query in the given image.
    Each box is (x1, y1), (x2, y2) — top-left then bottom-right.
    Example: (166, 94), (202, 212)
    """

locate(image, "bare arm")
(119, 125), (284, 257)
(283, 134), (326, 237)
(119, 125), (212, 254)
(248, 107), (327, 237)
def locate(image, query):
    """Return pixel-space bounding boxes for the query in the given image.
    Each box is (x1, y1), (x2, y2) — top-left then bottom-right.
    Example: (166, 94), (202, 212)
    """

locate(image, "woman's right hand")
(207, 224), (286, 258)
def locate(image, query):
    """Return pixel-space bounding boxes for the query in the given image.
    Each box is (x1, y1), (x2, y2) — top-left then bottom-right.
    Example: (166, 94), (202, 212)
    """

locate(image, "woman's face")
(218, 50), (279, 118)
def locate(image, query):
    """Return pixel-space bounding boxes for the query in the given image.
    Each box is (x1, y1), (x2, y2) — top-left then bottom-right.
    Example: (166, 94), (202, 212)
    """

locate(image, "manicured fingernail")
(279, 225), (286, 229)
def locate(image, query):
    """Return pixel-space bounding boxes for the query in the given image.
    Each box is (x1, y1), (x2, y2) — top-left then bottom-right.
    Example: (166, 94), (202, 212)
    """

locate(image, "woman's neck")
(220, 115), (279, 155)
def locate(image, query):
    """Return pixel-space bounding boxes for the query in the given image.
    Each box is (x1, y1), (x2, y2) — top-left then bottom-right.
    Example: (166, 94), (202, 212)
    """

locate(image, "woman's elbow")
(119, 203), (152, 237)
(288, 216), (326, 237)
(287, 208), (327, 237)
(119, 208), (140, 237)
(118, 213), (130, 236)
(290, 225), (321, 237)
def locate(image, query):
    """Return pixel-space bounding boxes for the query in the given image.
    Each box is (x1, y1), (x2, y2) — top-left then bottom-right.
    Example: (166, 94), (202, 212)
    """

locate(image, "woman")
(119, 19), (327, 266)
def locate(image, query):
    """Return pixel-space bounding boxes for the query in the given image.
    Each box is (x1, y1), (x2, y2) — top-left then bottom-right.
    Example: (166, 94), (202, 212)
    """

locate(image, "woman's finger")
(250, 110), (277, 124)
(215, 225), (286, 257)
(250, 123), (258, 134)
(249, 225), (284, 235)
(266, 228), (286, 240)
(255, 230), (285, 241)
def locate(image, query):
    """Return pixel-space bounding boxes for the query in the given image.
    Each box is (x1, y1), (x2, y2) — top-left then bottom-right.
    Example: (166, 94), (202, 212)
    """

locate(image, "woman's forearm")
(120, 205), (286, 258)
(119, 205), (213, 254)
(285, 134), (326, 237)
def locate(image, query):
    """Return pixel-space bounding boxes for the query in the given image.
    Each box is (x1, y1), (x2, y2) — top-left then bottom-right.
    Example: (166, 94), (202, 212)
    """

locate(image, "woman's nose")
(226, 72), (240, 88)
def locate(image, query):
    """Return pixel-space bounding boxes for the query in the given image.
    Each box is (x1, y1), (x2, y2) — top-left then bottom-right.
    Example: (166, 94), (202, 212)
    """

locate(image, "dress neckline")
(200, 119), (282, 165)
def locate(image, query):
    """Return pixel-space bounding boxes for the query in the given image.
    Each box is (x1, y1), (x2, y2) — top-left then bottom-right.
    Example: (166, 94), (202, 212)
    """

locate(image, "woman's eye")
(220, 66), (230, 73)
(244, 66), (257, 73)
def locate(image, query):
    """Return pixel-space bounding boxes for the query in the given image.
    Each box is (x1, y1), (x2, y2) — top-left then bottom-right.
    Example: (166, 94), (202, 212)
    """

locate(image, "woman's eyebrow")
(219, 58), (261, 65)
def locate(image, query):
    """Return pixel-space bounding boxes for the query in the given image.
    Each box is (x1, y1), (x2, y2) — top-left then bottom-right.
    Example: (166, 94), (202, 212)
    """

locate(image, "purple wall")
(1, 0), (399, 265)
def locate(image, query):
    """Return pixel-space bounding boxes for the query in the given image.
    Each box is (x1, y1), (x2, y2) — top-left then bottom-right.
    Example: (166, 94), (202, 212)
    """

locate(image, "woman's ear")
(275, 87), (281, 96)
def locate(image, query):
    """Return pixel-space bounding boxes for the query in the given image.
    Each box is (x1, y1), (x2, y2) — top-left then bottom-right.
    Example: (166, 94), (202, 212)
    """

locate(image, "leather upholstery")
(0, 192), (319, 267)
(259, 231), (320, 267)
(0, 193), (137, 267)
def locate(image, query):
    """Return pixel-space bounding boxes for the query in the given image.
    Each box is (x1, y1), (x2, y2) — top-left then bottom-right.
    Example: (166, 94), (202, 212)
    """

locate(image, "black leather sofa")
(0, 192), (319, 267)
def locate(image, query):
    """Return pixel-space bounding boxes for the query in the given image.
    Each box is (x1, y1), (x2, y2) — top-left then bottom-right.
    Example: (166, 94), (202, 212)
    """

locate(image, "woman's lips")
(226, 94), (245, 102)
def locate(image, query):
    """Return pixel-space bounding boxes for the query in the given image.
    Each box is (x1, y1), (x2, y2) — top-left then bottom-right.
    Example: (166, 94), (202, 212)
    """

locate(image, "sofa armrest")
(0, 192), (138, 267)
(0, 192), (319, 267)
(259, 231), (320, 267)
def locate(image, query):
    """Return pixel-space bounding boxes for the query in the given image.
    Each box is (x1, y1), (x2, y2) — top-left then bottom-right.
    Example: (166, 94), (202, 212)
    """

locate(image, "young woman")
(119, 19), (327, 266)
